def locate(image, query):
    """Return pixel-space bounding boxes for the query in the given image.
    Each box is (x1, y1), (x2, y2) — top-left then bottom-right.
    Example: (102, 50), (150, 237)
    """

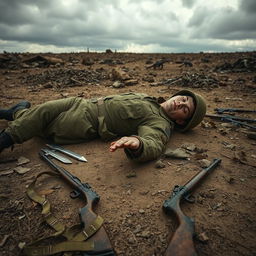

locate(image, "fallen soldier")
(0, 90), (206, 162)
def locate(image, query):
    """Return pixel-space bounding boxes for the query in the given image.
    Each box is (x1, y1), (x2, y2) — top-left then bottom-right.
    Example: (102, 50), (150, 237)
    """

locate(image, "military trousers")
(6, 97), (100, 144)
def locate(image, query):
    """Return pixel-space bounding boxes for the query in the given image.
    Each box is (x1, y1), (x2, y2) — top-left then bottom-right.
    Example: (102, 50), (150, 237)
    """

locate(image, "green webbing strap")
(72, 215), (104, 241)
(23, 241), (94, 256)
(26, 172), (66, 235)
(24, 171), (105, 256)
(61, 216), (103, 256)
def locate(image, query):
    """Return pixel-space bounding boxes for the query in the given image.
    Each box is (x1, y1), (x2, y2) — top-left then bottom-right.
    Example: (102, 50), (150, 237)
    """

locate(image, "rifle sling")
(23, 241), (94, 256)
(24, 171), (104, 256)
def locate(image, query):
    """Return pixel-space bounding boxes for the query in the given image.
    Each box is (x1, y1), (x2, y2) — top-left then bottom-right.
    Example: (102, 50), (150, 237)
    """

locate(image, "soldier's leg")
(0, 130), (14, 153)
(1, 97), (78, 151)
(0, 101), (31, 152)
(0, 101), (31, 121)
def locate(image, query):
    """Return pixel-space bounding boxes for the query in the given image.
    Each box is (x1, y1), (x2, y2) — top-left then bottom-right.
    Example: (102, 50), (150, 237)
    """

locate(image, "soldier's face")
(162, 95), (195, 125)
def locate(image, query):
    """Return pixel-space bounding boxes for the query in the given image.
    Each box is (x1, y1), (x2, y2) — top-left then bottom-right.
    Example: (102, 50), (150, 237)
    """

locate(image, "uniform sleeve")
(124, 123), (172, 162)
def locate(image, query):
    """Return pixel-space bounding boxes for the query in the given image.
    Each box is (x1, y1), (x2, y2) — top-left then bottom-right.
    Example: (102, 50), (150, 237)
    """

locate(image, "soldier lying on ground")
(0, 90), (206, 162)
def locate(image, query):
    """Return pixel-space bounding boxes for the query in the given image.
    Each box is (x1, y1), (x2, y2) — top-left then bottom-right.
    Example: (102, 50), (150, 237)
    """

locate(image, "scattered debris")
(152, 73), (219, 89)
(146, 59), (170, 70)
(22, 68), (107, 89)
(179, 61), (193, 67)
(22, 55), (64, 68)
(214, 58), (256, 73)
(81, 58), (94, 67)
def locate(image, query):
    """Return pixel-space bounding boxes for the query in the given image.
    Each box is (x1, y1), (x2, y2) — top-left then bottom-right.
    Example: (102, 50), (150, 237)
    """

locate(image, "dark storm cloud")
(0, 0), (124, 48)
(181, 0), (197, 8)
(240, 0), (256, 14)
(0, 0), (255, 53)
(188, 0), (256, 40)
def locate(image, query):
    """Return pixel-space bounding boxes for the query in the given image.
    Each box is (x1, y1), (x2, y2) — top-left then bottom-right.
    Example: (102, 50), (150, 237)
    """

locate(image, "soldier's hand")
(109, 136), (140, 152)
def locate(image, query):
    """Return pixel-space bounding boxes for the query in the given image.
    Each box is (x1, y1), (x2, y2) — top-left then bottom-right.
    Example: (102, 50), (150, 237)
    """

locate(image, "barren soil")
(0, 51), (256, 256)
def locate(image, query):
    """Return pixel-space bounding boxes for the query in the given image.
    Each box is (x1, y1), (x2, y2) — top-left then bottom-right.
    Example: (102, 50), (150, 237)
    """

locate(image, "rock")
(112, 81), (124, 88)
(18, 242), (26, 249)
(139, 209), (145, 214)
(164, 148), (190, 159)
(140, 230), (151, 238)
(133, 224), (142, 234)
(155, 160), (166, 168)
(197, 232), (209, 243)
(81, 58), (94, 66)
(182, 143), (196, 151)
(124, 79), (138, 86)
(0, 169), (14, 176)
(198, 159), (211, 168)
(17, 156), (30, 165)
(128, 236), (137, 244)
(111, 68), (131, 81)
(13, 166), (31, 174)
(126, 171), (137, 178)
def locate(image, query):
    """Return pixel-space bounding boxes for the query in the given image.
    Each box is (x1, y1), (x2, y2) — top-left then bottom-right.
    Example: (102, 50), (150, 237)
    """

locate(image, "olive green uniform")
(6, 93), (174, 162)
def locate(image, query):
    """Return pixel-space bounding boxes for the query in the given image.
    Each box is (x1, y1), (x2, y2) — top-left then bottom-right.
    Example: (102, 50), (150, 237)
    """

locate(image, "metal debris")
(151, 72), (219, 89)
(214, 58), (256, 73)
(21, 68), (108, 89)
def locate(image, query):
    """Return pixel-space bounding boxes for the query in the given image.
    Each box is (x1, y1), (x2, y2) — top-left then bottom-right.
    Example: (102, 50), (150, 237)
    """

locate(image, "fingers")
(109, 136), (140, 152)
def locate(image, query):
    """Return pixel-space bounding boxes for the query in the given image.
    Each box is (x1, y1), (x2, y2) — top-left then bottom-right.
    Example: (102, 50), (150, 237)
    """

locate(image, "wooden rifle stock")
(39, 151), (116, 256)
(163, 158), (221, 256)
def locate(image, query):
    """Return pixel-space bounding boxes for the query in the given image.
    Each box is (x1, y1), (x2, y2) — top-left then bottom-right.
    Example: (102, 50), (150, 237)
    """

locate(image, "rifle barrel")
(184, 158), (221, 192)
(206, 113), (256, 123)
(215, 108), (256, 114)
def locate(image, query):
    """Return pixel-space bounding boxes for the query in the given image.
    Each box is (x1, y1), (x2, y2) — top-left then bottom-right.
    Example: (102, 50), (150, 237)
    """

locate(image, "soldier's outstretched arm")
(109, 136), (140, 152)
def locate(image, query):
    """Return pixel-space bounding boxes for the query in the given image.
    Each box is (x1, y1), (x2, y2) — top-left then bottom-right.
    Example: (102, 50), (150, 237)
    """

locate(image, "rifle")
(205, 113), (256, 130)
(163, 158), (221, 256)
(214, 108), (256, 114)
(37, 150), (115, 256)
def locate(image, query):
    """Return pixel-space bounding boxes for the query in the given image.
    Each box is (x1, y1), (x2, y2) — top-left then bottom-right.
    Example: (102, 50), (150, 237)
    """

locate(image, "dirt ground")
(0, 51), (256, 256)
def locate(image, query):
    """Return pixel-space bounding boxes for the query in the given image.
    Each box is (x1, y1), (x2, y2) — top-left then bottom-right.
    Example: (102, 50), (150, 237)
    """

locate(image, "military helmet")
(171, 90), (206, 132)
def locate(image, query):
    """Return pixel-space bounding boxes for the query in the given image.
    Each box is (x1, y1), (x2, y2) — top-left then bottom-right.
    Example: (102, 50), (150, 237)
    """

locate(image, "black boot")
(0, 101), (31, 121)
(0, 131), (14, 153)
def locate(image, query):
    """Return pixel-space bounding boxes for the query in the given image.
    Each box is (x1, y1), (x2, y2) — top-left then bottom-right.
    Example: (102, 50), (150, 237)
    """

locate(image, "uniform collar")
(159, 104), (174, 124)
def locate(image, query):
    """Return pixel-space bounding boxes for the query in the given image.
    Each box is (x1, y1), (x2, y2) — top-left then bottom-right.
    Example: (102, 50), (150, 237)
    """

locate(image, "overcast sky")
(0, 0), (255, 53)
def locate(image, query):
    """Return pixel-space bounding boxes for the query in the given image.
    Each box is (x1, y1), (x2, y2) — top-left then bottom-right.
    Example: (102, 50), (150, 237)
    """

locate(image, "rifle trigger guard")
(70, 189), (81, 199)
(184, 193), (195, 203)
(172, 185), (181, 194)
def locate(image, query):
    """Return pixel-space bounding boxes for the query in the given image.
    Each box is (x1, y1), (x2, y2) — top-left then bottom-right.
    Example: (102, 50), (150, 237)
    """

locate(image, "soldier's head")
(161, 90), (206, 132)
